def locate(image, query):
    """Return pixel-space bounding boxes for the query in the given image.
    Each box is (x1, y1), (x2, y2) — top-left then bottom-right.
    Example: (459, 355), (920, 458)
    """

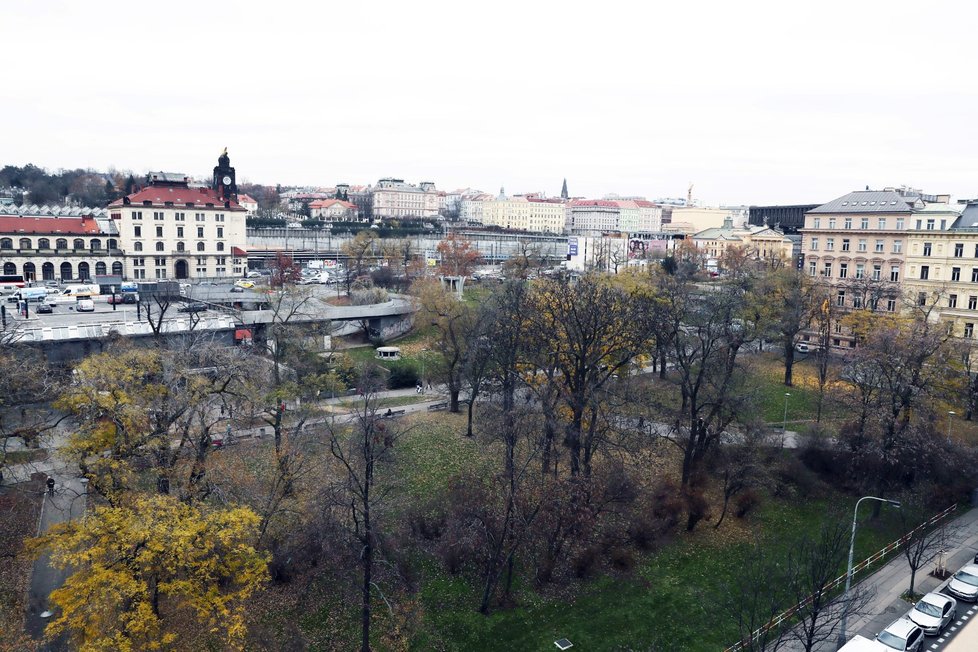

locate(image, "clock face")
(222, 175), (232, 185)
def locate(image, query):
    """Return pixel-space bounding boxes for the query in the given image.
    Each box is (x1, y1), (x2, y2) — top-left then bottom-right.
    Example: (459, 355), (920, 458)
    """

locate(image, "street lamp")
(420, 348), (428, 391)
(837, 496), (902, 649)
(782, 392), (791, 433)
(947, 411), (956, 442)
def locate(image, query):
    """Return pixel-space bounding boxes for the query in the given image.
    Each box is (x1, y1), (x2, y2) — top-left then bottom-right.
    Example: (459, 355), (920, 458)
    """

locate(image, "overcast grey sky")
(5, 0), (978, 206)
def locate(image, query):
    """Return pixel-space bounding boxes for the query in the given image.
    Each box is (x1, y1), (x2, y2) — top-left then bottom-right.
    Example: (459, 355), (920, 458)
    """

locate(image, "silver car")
(875, 617), (923, 651)
(907, 592), (956, 635)
(947, 563), (978, 601)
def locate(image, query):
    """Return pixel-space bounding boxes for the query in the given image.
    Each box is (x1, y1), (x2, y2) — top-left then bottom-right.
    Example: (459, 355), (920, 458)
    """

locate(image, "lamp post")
(420, 348), (428, 391)
(837, 496), (901, 649)
(782, 392), (791, 433)
(947, 411), (956, 442)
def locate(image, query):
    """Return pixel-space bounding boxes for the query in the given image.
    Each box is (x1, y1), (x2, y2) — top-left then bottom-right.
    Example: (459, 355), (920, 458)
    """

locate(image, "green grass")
(2, 449), (47, 465)
(747, 354), (847, 425)
(407, 491), (906, 651)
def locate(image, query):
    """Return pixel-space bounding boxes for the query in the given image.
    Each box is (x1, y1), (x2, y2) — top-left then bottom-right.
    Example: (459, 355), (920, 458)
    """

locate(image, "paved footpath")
(24, 469), (87, 651)
(784, 506), (978, 651)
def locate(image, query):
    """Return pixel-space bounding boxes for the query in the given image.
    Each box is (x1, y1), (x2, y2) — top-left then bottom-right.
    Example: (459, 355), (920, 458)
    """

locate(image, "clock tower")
(212, 147), (238, 200)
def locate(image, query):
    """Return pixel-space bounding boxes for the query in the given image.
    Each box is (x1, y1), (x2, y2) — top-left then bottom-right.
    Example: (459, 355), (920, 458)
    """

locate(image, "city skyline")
(5, 1), (978, 206)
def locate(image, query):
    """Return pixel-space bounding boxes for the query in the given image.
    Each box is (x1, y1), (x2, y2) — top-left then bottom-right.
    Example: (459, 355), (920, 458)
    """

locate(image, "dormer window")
(142, 200), (152, 206)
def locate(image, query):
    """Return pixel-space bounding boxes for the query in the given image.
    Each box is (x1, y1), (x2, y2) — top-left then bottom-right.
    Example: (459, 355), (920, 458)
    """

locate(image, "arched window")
(56, 238), (68, 250)
(0, 238), (12, 250)
(73, 239), (84, 250)
(78, 262), (90, 280)
(95, 262), (106, 276)
(216, 242), (225, 252)
(23, 262), (36, 281)
(111, 262), (123, 276)
(90, 239), (101, 251)
(42, 262), (54, 281)
(3, 262), (15, 275)
(38, 238), (50, 250)
(176, 242), (185, 252)
(134, 242), (143, 252)
(19, 238), (31, 250)
(60, 262), (73, 281)
(196, 242), (205, 252)
(155, 242), (164, 252)
(107, 239), (117, 250)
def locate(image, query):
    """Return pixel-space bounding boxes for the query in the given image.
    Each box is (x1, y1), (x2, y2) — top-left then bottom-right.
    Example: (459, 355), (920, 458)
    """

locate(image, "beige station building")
(107, 151), (248, 280)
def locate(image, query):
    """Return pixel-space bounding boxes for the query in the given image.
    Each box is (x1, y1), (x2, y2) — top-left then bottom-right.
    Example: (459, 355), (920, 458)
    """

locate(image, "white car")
(947, 564), (978, 601)
(75, 298), (95, 312)
(795, 342), (810, 354)
(907, 592), (956, 635)
(875, 617), (923, 651)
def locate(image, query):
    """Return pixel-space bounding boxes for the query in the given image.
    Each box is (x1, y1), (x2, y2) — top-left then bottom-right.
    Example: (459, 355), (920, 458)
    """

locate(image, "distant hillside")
(0, 164), (282, 210)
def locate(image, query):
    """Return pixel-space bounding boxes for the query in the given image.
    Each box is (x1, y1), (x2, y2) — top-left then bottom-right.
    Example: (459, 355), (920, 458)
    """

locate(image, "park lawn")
(407, 488), (907, 652)
(746, 353), (847, 426)
(286, 408), (916, 651)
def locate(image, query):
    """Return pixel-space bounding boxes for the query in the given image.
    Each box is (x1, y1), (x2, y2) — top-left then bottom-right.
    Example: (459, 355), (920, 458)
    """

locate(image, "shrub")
(734, 489), (762, 519)
(572, 546), (601, 579)
(387, 361), (419, 389)
(684, 490), (711, 532)
(609, 546), (635, 572)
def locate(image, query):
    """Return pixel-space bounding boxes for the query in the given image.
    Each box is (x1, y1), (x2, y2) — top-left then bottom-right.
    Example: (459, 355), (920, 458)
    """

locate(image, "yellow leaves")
(30, 494), (269, 651)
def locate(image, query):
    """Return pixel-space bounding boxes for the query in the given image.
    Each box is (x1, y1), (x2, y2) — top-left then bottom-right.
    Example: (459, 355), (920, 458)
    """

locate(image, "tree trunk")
(784, 342), (795, 387)
(466, 398), (475, 437)
(449, 388), (460, 413)
(361, 496), (372, 651)
(909, 565), (917, 597)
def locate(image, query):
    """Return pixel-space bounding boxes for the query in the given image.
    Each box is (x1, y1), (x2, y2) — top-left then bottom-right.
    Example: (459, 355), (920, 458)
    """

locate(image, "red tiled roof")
(232, 246), (248, 257)
(109, 185), (245, 211)
(0, 215), (103, 235)
(238, 194), (257, 204)
(634, 200), (657, 207)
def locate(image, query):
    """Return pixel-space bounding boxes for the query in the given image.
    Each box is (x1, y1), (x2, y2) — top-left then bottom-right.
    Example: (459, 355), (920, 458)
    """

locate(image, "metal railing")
(723, 503), (958, 652)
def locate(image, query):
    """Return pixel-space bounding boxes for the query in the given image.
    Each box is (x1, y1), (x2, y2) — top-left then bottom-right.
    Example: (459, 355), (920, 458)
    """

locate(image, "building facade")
(107, 151), (247, 280)
(902, 202), (978, 338)
(748, 204), (821, 234)
(370, 178), (441, 218)
(309, 198), (358, 221)
(0, 207), (122, 282)
(478, 195), (566, 233)
(691, 218), (793, 269)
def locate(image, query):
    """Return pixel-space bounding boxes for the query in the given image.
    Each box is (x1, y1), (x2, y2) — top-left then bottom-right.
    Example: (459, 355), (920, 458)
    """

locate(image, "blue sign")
(568, 237), (578, 256)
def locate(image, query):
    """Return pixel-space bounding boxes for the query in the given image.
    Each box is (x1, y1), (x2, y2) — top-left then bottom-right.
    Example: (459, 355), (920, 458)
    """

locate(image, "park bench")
(427, 402), (448, 412)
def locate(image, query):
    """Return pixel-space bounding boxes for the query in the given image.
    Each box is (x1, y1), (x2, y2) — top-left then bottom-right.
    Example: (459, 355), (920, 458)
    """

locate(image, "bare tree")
(898, 493), (960, 598)
(722, 542), (790, 652)
(326, 371), (404, 652)
(785, 519), (874, 652)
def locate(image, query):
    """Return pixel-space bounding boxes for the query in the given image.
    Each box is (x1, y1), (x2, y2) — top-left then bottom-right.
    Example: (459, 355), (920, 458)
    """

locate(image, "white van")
(838, 635), (889, 651)
(61, 284), (100, 298)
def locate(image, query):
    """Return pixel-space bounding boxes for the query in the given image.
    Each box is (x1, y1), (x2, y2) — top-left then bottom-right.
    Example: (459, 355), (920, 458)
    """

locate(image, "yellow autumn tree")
(29, 494), (268, 651)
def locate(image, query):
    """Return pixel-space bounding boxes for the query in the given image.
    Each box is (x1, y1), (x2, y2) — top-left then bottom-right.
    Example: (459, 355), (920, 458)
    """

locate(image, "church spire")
(560, 178), (568, 200)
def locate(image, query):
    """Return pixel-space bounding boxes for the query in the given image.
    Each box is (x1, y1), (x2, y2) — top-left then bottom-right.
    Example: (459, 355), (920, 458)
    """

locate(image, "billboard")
(568, 237), (579, 256)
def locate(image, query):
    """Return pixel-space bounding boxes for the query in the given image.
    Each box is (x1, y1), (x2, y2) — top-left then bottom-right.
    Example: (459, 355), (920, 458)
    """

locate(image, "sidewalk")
(24, 471), (87, 650)
(787, 506), (978, 651)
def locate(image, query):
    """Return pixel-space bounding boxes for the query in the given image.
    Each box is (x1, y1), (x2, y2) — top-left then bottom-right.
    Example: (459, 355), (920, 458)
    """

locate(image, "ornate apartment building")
(799, 189), (959, 348)
(902, 201), (978, 338)
(107, 151), (247, 280)
(478, 193), (567, 233)
(370, 178), (441, 218)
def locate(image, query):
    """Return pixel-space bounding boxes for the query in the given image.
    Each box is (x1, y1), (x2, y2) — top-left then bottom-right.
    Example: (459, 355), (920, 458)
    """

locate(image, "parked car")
(795, 342), (810, 354)
(107, 293), (139, 305)
(875, 617), (923, 651)
(230, 286), (245, 293)
(907, 592), (956, 635)
(177, 302), (208, 313)
(246, 271), (262, 278)
(75, 299), (95, 312)
(234, 280), (256, 289)
(35, 303), (53, 314)
(947, 564), (978, 601)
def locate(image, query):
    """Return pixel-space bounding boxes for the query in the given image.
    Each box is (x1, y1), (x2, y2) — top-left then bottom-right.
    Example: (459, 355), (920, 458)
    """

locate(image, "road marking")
(930, 645), (938, 650)
(938, 637), (946, 643)
(950, 626), (958, 632)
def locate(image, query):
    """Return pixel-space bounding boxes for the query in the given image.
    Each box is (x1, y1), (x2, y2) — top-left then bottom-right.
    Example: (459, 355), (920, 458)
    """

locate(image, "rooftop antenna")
(687, 183), (694, 205)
